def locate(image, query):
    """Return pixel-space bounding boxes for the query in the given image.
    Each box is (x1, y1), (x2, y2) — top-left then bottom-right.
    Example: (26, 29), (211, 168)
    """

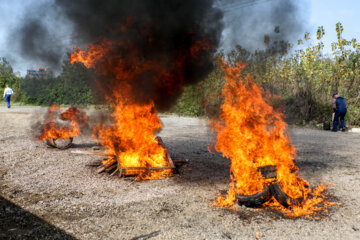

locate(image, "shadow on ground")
(166, 139), (230, 185)
(0, 196), (76, 240)
(166, 138), (337, 186)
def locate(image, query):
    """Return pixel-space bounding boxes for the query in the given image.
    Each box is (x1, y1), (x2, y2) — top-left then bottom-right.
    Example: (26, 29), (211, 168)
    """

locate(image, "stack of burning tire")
(235, 166), (304, 208)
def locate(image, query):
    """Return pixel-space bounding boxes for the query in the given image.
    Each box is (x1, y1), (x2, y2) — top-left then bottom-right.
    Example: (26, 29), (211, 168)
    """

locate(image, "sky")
(0, 0), (359, 76)
(309, 0), (360, 53)
(0, 0), (56, 74)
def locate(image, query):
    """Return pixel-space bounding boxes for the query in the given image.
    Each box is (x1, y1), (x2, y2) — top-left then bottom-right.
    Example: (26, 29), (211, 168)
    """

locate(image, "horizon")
(0, 0), (359, 76)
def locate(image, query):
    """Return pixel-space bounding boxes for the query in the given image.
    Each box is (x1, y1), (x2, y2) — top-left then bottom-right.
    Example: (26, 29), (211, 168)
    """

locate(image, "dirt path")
(0, 106), (359, 239)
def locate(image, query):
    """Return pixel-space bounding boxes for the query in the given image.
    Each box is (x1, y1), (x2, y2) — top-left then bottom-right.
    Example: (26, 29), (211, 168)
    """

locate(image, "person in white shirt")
(3, 85), (14, 108)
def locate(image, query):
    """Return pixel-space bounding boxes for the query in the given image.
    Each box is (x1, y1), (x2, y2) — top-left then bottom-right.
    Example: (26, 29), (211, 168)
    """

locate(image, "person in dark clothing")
(332, 92), (347, 132)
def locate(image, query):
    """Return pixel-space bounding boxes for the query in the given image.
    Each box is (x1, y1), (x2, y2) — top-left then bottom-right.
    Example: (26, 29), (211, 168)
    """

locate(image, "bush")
(172, 23), (360, 126)
(21, 61), (94, 105)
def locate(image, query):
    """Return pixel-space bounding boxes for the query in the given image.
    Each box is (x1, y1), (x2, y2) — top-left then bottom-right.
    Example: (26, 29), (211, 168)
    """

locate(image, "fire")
(70, 39), (110, 68)
(212, 61), (336, 218)
(70, 41), (174, 180)
(93, 102), (172, 180)
(37, 105), (88, 141)
(69, 20), (211, 180)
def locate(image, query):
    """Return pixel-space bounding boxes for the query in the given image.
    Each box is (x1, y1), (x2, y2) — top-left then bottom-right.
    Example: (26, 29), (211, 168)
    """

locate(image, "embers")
(235, 165), (304, 208)
(97, 136), (175, 179)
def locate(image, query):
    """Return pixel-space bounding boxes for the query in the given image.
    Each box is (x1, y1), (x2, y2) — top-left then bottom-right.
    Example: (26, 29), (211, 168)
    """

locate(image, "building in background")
(14, 72), (21, 78)
(26, 67), (49, 78)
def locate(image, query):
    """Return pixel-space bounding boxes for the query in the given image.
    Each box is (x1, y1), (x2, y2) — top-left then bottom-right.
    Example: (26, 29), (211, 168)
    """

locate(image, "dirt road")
(0, 106), (359, 239)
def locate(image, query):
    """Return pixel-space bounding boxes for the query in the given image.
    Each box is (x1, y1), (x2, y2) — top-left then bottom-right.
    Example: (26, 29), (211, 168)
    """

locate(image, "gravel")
(0, 106), (360, 239)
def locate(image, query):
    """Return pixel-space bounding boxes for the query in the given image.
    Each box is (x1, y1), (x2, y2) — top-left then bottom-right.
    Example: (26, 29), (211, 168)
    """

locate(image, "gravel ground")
(0, 106), (360, 240)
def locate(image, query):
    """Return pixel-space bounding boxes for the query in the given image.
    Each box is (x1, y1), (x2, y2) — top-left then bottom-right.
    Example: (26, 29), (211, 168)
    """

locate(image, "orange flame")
(93, 102), (172, 180)
(70, 41), (177, 179)
(70, 39), (111, 68)
(69, 16), (214, 180)
(37, 105), (88, 141)
(212, 61), (336, 218)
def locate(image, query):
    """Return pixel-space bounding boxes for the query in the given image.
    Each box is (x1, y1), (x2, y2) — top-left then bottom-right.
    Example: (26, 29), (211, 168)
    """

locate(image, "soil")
(0, 106), (360, 240)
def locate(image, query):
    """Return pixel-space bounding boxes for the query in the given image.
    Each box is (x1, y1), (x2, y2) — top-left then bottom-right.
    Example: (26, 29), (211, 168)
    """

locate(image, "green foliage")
(0, 58), (15, 87)
(0, 58), (23, 102)
(171, 61), (224, 117)
(173, 23), (360, 126)
(1, 23), (359, 126)
(171, 85), (203, 116)
(20, 61), (94, 105)
(0, 57), (95, 105)
(266, 23), (360, 125)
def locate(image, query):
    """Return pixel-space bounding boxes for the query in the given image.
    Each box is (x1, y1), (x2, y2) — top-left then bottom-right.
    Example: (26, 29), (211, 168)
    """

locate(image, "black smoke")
(9, 1), (71, 70)
(9, 0), (309, 109)
(56, 0), (223, 48)
(218, 0), (309, 53)
(16, 19), (60, 67)
(9, 0), (224, 109)
(57, 0), (224, 109)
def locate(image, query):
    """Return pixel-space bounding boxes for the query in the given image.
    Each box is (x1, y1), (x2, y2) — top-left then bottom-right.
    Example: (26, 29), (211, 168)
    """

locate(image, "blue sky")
(0, 0), (51, 74)
(309, 0), (360, 53)
(0, 0), (359, 75)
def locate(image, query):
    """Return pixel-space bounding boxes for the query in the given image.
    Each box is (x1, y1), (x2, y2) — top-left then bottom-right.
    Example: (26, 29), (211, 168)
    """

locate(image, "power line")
(222, 0), (271, 11)
(217, 0), (272, 12)
(218, 0), (259, 10)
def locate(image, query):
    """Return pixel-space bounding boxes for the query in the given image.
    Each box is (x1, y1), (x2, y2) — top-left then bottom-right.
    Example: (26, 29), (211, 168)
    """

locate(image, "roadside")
(0, 107), (359, 239)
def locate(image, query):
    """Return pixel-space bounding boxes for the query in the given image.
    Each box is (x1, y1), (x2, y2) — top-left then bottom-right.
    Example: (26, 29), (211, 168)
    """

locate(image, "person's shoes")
(341, 128), (346, 132)
(332, 129), (337, 132)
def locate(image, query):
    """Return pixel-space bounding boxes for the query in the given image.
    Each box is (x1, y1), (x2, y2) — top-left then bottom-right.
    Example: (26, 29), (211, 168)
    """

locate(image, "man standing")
(331, 92), (337, 126)
(332, 92), (347, 132)
(3, 85), (14, 108)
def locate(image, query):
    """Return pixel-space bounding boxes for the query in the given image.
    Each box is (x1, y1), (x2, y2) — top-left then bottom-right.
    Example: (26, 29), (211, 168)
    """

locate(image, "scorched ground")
(0, 106), (359, 239)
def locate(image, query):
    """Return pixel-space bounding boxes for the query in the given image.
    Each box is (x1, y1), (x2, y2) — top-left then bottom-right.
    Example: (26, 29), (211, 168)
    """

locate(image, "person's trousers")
(333, 110), (346, 131)
(5, 94), (11, 108)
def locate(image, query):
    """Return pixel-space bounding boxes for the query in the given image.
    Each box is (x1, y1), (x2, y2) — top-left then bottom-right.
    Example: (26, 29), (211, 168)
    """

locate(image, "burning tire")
(235, 185), (272, 207)
(235, 182), (304, 208)
(270, 181), (304, 208)
(45, 137), (73, 149)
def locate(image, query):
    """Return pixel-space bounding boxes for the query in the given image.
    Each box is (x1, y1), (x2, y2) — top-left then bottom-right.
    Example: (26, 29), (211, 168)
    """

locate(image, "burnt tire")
(45, 139), (57, 148)
(53, 137), (73, 149)
(270, 181), (304, 208)
(235, 185), (272, 207)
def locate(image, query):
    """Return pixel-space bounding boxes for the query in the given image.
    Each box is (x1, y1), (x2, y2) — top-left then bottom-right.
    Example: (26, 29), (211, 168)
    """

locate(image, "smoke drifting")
(8, 0), (309, 108)
(219, 0), (309, 52)
(56, 0), (223, 47)
(62, 0), (224, 109)
(9, 1), (72, 70)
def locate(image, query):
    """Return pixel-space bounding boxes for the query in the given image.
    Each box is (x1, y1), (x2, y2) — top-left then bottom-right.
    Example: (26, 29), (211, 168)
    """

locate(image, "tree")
(0, 57), (22, 101)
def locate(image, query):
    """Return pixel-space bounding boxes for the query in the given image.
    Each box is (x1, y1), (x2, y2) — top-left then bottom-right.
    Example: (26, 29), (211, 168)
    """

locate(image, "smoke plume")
(61, 0), (224, 109)
(218, 0), (309, 52)
(9, 1), (72, 70)
(9, 0), (309, 108)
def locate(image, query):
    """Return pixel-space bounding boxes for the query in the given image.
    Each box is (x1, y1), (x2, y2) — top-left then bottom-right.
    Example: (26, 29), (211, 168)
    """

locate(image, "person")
(332, 92), (347, 132)
(332, 94), (337, 112)
(3, 85), (14, 108)
(331, 93), (337, 127)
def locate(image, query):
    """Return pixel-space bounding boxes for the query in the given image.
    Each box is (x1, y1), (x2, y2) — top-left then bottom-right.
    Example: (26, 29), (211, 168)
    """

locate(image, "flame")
(212, 61), (336, 218)
(37, 105), (88, 141)
(93, 102), (172, 180)
(69, 39), (111, 68)
(69, 20), (212, 180)
(70, 37), (212, 104)
(70, 41), (175, 180)
(70, 40), (176, 180)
